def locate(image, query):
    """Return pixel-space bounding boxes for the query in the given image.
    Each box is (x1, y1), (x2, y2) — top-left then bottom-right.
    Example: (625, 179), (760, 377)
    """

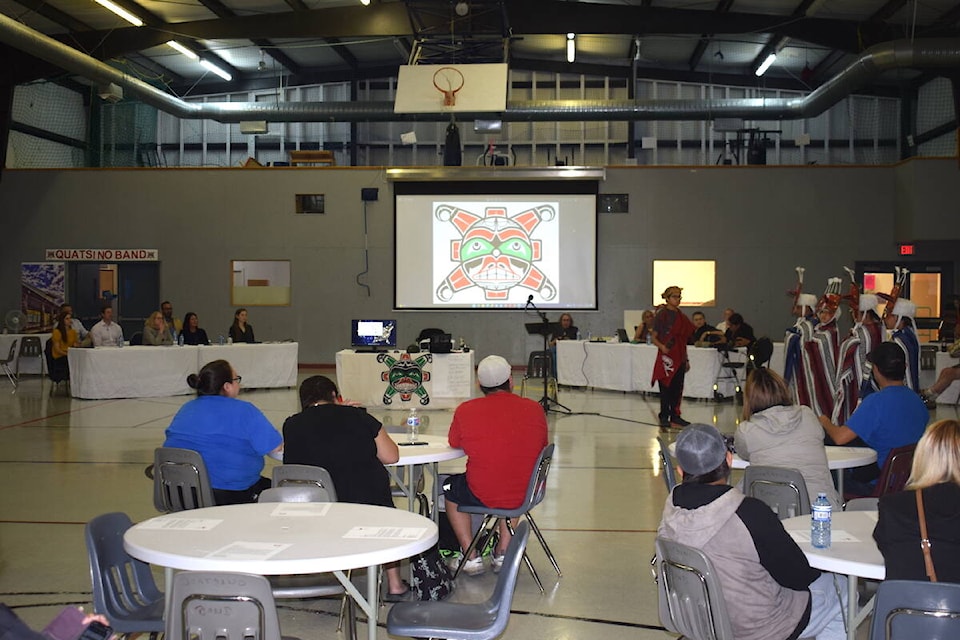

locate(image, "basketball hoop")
(433, 67), (465, 107)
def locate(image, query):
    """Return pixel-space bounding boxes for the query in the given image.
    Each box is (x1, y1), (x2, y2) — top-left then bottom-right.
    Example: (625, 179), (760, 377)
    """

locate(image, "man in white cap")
(884, 297), (921, 393)
(833, 293), (884, 423)
(658, 423), (846, 640)
(784, 292), (818, 405)
(443, 355), (548, 576)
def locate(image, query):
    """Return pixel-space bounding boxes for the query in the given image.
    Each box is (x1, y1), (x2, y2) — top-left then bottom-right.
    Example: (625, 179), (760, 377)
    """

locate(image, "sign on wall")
(45, 249), (159, 261)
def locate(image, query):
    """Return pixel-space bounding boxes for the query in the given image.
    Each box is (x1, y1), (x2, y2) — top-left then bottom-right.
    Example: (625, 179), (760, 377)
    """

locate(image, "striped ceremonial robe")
(799, 319), (840, 417)
(784, 316), (816, 405)
(892, 327), (921, 392)
(832, 321), (884, 424)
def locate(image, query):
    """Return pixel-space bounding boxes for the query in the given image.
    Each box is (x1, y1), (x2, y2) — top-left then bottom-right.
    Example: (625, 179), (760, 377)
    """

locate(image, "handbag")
(410, 544), (455, 601)
(916, 489), (938, 582)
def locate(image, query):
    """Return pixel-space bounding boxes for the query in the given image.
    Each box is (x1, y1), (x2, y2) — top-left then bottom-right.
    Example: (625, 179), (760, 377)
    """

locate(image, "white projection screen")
(394, 183), (598, 310)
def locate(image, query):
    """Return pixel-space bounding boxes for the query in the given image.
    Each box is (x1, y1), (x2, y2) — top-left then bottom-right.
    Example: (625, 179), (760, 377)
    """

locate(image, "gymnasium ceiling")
(3, 0), (960, 98)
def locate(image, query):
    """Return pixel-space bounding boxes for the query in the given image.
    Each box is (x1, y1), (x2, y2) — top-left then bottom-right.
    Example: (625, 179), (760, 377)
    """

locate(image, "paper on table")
(343, 526), (428, 540)
(788, 530), (861, 544)
(207, 542), (292, 560)
(138, 517), (222, 531)
(270, 503), (331, 517)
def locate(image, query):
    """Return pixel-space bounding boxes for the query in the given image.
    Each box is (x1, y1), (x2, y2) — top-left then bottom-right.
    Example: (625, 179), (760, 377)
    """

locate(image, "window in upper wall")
(652, 260), (716, 307)
(231, 260), (291, 306)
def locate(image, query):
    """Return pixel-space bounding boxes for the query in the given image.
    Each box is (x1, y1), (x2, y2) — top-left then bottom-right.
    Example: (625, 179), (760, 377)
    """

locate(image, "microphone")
(527, 295), (534, 303)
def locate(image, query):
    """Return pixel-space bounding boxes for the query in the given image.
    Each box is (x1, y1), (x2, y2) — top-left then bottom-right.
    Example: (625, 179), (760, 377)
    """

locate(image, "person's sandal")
(383, 580), (415, 602)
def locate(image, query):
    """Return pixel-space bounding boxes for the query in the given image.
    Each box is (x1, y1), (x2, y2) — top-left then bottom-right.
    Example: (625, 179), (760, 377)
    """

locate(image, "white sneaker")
(449, 554), (485, 576)
(491, 554), (505, 574)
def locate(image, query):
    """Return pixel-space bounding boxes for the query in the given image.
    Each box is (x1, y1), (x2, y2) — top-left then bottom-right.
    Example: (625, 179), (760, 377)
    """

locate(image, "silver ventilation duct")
(2, 12), (959, 123)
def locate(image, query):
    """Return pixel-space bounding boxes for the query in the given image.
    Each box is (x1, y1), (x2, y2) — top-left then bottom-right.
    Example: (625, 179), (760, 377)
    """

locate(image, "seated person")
(819, 342), (929, 494)
(660, 423), (847, 640)
(50, 310), (79, 379)
(548, 313), (578, 377)
(921, 362), (960, 405)
(688, 311), (722, 345)
(89, 304), (123, 347)
(282, 375), (413, 601)
(181, 312), (210, 345)
(874, 418), (960, 583)
(1, 605), (109, 640)
(722, 312), (756, 348)
(229, 308), (255, 343)
(142, 311), (173, 346)
(716, 307), (734, 333)
(632, 310), (655, 343)
(164, 359), (282, 504)
(161, 300), (182, 341)
(59, 303), (89, 345)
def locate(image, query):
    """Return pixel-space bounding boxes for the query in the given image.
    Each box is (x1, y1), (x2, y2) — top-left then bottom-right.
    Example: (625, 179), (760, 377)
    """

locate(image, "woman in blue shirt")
(164, 359), (283, 504)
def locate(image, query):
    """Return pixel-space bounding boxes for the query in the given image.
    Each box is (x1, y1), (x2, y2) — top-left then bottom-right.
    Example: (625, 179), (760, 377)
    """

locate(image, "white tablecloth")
(935, 351), (960, 404)
(336, 349), (475, 410)
(0, 333), (50, 375)
(199, 343), (299, 389)
(68, 343), (300, 399)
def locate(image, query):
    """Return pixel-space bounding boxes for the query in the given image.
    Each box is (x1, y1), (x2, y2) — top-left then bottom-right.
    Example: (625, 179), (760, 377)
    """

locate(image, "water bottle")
(218, 334), (225, 346)
(811, 492), (832, 549)
(406, 408), (421, 443)
(587, 331), (592, 341)
(117, 334), (123, 348)
(646, 333), (652, 345)
(576, 330), (581, 341)
(178, 333), (184, 347)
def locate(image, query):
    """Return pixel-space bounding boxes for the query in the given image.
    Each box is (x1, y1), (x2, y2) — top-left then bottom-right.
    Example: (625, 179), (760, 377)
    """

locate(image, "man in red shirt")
(444, 355), (549, 576)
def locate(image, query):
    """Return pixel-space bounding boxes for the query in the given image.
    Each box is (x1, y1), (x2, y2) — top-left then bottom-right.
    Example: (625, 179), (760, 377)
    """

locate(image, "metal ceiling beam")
(55, 2), (916, 63)
(166, 64), (403, 96)
(687, 0), (734, 72)
(193, 0), (302, 75)
(746, 0), (821, 78)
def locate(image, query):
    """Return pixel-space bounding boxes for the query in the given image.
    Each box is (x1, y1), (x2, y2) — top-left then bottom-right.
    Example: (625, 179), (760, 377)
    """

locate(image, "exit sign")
(899, 244), (915, 255)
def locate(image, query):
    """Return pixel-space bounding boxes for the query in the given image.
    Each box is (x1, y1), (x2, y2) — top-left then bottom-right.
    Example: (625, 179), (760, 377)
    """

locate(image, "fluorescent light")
(566, 33), (575, 63)
(755, 53), (776, 77)
(166, 40), (198, 60)
(93, 0), (143, 26)
(200, 59), (232, 81)
(360, 0), (370, 5)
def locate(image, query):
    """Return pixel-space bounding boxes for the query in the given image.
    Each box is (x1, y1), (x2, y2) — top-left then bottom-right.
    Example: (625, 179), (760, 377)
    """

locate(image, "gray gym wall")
(0, 159), (957, 366)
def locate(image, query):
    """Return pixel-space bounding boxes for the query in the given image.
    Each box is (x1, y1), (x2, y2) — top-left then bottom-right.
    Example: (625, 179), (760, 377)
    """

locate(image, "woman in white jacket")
(734, 367), (843, 509)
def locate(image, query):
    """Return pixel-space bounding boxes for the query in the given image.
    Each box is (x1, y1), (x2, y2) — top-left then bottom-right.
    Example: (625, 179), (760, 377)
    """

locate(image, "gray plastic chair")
(259, 485), (331, 503)
(869, 580), (960, 640)
(844, 497), (879, 511)
(656, 436), (677, 491)
(15, 335), (42, 377)
(387, 521), (530, 640)
(272, 464), (338, 501)
(84, 512), (164, 635)
(456, 444), (560, 592)
(1, 339), (17, 391)
(167, 571), (295, 640)
(153, 447), (216, 512)
(742, 465), (811, 519)
(655, 536), (734, 640)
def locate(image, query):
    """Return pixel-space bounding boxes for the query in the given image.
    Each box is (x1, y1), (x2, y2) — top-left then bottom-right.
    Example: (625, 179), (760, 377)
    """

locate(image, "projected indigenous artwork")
(378, 351), (432, 405)
(433, 202), (559, 303)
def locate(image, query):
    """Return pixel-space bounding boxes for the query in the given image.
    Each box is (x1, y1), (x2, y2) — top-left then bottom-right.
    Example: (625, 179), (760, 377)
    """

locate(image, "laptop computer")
(616, 328), (630, 343)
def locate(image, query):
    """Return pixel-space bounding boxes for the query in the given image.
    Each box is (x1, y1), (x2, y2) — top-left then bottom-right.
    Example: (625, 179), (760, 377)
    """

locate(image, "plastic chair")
(387, 521), (530, 640)
(845, 444), (917, 501)
(129, 331), (143, 346)
(14, 335), (42, 377)
(84, 512), (164, 635)
(869, 580), (960, 640)
(455, 444), (560, 592)
(844, 497), (879, 511)
(167, 571), (296, 640)
(1, 339), (17, 392)
(656, 436), (677, 492)
(519, 351), (557, 402)
(153, 447), (216, 512)
(742, 465), (811, 519)
(655, 536), (734, 640)
(272, 464), (338, 501)
(259, 485), (331, 503)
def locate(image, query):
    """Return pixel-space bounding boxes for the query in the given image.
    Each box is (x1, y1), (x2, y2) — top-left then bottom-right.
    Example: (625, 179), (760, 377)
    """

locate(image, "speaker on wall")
(361, 188), (379, 201)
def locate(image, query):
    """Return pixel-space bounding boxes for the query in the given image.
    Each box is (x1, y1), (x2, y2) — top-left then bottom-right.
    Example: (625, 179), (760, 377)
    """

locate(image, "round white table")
(124, 502), (438, 640)
(391, 434), (465, 519)
(782, 510), (884, 640)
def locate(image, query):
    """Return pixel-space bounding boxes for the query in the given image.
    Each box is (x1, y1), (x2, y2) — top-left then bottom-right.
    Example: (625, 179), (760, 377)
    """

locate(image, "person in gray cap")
(659, 423), (846, 640)
(819, 341), (928, 495)
(442, 355), (548, 576)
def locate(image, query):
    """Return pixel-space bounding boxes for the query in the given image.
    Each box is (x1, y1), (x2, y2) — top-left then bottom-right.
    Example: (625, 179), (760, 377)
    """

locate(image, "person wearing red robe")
(651, 285), (695, 429)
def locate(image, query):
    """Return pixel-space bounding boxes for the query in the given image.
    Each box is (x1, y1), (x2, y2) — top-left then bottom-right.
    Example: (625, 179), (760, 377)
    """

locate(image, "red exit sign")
(899, 244), (915, 255)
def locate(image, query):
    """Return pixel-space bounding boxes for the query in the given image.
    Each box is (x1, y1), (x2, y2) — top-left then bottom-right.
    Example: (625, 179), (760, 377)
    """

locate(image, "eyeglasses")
(668, 294), (682, 299)
(231, 376), (242, 383)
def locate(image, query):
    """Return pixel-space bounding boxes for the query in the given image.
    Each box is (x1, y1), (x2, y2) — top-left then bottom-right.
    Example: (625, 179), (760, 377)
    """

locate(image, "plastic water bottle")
(178, 333), (184, 347)
(117, 334), (123, 348)
(646, 333), (652, 345)
(406, 408), (420, 443)
(218, 334), (225, 346)
(576, 330), (581, 341)
(811, 492), (832, 549)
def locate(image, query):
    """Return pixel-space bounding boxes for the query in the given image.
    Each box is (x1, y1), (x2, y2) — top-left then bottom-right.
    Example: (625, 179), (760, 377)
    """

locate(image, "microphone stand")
(527, 299), (571, 414)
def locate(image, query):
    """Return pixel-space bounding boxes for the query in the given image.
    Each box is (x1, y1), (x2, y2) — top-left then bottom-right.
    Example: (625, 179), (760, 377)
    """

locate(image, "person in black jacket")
(874, 418), (960, 583)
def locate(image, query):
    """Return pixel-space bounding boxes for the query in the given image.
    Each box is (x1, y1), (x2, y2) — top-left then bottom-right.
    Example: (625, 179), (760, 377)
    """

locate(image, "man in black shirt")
(688, 311), (721, 345)
(724, 312), (756, 348)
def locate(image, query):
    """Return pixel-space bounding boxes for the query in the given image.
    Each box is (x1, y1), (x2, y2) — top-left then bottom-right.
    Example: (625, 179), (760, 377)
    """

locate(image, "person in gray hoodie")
(658, 423), (846, 640)
(734, 367), (843, 510)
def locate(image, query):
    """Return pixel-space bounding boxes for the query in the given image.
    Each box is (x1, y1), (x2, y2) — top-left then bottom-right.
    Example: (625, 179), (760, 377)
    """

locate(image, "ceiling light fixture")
(93, 0), (144, 26)
(755, 53), (776, 77)
(166, 40), (198, 60)
(566, 33), (575, 64)
(455, 1), (469, 16)
(200, 58), (232, 81)
(360, 0), (370, 5)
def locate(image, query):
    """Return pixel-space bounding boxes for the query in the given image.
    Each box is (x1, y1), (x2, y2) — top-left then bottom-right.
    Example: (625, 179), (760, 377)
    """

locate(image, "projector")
(98, 83), (123, 103)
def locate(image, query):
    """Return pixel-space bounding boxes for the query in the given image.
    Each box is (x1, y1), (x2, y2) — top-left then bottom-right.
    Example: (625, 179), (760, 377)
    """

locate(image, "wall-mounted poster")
(21, 262), (65, 333)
